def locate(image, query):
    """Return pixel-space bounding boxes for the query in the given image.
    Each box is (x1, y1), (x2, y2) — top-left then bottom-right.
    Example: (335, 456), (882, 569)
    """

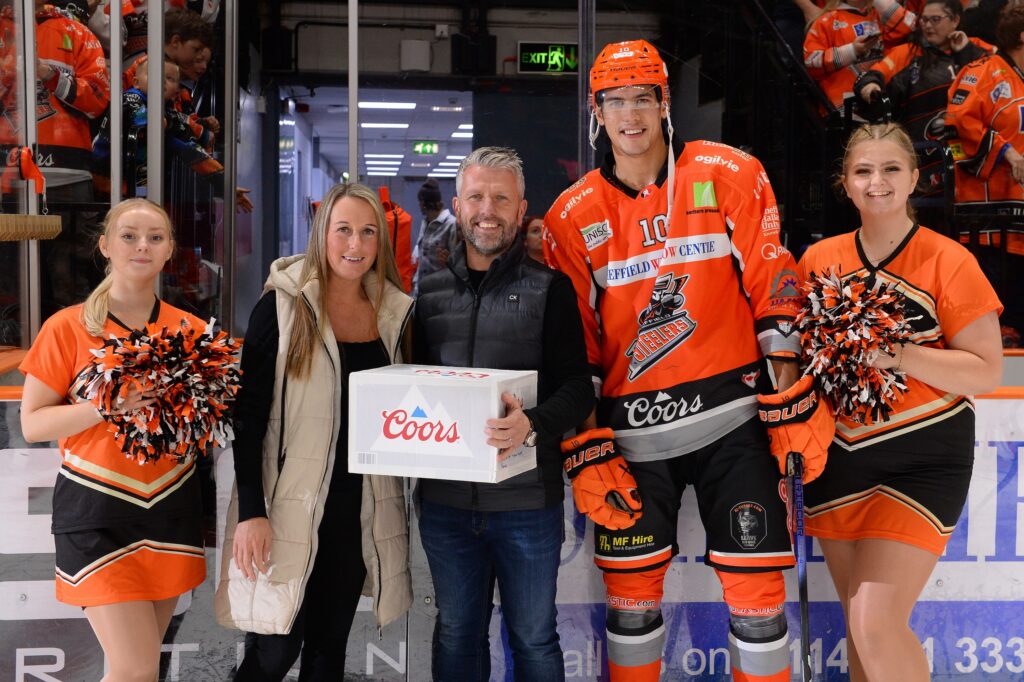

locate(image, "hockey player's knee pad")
(603, 567), (668, 681)
(718, 570), (789, 682)
(717, 569), (786, 617)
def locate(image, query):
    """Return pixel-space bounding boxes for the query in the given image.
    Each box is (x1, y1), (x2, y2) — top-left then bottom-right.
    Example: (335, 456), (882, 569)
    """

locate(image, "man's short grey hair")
(456, 146), (526, 198)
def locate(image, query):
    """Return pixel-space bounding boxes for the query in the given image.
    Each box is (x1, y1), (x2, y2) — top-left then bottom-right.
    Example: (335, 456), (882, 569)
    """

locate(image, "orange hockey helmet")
(589, 40), (670, 109)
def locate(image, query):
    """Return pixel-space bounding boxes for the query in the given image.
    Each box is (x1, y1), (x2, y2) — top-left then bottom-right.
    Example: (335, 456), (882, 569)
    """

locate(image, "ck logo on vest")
(372, 385), (473, 456)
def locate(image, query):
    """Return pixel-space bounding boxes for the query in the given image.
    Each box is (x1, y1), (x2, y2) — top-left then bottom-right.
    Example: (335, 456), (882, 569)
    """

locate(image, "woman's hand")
(233, 517), (272, 581)
(867, 343), (904, 371)
(860, 82), (882, 103)
(1006, 147), (1024, 185)
(853, 33), (881, 59)
(109, 384), (157, 416)
(949, 30), (969, 52)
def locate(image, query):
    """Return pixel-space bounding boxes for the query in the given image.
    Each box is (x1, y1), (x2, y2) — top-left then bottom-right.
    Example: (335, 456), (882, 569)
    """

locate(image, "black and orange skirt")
(54, 517), (205, 607)
(803, 408), (975, 556)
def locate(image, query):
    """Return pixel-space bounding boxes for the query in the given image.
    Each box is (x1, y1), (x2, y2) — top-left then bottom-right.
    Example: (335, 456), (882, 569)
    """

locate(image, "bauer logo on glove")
(757, 375), (835, 484)
(562, 427), (643, 530)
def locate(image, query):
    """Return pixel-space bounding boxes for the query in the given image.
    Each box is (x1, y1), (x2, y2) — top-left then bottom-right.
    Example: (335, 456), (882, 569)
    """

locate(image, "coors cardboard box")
(348, 364), (538, 482)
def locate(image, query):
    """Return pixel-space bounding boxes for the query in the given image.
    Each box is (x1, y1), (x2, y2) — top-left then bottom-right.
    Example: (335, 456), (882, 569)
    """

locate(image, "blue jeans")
(419, 499), (565, 682)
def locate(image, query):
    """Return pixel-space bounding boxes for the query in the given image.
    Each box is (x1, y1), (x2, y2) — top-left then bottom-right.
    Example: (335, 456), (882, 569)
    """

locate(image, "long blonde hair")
(81, 199), (175, 336)
(286, 183), (404, 378)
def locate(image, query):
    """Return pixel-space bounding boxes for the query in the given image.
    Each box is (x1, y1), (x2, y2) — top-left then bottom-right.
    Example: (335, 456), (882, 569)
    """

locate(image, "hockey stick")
(787, 450), (813, 682)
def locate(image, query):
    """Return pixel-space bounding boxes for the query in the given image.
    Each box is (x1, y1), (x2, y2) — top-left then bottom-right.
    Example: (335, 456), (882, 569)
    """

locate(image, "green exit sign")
(413, 141), (439, 155)
(517, 42), (578, 75)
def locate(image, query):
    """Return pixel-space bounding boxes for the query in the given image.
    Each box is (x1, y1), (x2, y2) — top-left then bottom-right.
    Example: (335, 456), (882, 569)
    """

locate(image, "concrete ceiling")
(289, 86), (474, 179)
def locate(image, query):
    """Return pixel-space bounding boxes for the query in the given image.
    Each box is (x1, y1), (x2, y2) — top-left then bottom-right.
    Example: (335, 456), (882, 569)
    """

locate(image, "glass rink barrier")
(0, 394), (1021, 681)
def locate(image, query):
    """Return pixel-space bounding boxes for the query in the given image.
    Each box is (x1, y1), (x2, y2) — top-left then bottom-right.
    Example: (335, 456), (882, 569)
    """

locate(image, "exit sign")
(517, 42), (579, 75)
(413, 141), (439, 155)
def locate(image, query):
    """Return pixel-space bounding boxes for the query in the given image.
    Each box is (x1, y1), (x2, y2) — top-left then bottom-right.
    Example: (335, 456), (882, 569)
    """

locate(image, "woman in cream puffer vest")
(216, 184), (413, 680)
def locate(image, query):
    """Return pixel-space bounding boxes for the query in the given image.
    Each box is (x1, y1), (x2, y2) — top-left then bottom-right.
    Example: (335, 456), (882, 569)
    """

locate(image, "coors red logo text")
(381, 409), (460, 443)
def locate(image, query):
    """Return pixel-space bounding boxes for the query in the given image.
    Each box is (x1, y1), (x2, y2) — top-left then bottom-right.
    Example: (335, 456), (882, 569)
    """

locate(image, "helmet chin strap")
(665, 104), (675, 226)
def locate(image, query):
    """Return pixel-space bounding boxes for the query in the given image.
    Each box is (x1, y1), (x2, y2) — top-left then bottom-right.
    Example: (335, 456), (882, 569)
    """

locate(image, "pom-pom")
(75, 318), (242, 464)
(796, 269), (917, 424)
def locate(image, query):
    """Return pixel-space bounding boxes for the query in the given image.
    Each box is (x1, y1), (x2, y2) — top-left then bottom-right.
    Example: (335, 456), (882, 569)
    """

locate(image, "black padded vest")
(415, 239), (563, 511)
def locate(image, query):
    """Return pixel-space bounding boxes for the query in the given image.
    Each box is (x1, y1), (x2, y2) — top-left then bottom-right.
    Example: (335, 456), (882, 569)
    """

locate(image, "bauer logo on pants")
(731, 502), (767, 550)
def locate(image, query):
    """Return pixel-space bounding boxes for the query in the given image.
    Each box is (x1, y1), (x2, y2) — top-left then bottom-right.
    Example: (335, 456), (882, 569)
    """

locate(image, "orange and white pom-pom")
(76, 318), (242, 464)
(796, 269), (917, 425)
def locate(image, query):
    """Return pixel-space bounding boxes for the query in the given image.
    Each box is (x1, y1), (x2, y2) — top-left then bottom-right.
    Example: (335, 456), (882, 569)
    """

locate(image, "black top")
(231, 292), (388, 522)
(413, 239), (594, 510)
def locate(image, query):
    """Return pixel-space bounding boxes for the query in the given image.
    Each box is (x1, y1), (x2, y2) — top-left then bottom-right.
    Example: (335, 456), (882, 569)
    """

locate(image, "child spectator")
(92, 55), (221, 197)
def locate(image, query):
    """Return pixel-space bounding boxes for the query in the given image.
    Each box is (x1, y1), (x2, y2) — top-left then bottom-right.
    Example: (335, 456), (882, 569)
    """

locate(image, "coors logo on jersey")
(625, 272), (697, 381)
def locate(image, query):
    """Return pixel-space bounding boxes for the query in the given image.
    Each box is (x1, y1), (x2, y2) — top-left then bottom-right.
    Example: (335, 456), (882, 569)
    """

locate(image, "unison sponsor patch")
(580, 220), (611, 251)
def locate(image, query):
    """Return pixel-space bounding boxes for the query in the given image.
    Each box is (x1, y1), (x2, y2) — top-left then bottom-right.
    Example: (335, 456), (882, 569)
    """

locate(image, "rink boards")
(0, 398), (1021, 681)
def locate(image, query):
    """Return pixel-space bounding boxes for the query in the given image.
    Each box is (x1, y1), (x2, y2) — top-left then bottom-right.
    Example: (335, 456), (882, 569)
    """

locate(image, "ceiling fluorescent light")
(361, 123), (410, 129)
(436, 162), (461, 167)
(365, 160), (402, 166)
(358, 102), (416, 109)
(367, 171), (398, 176)
(458, 124), (473, 130)
(446, 155), (466, 160)
(428, 172), (457, 177)
(364, 154), (404, 159)
(431, 105), (464, 112)
(450, 132), (473, 138)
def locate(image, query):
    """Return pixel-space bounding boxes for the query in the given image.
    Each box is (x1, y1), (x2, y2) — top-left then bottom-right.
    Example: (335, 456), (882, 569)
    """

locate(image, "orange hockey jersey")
(379, 192), (415, 294)
(804, 1), (916, 109)
(945, 52), (1024, 204)
(35, 5), (110, 181)
(544, 142), (801, 462)
(796, 226), (1001, 450)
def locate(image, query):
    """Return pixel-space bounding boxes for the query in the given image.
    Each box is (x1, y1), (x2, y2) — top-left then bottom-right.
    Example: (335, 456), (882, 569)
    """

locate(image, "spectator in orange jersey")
(855, 0), (992, 200)
(946, 3), (1024, 211)
(804, 0), (917, 110)
(20, 199), (207, 682)
(797, 123), (1003, 682)
(35, 0), (110, 200)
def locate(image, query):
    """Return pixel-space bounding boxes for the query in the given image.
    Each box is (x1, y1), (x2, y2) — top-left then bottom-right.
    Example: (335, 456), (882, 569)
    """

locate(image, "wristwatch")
(523, 414), (538, 448)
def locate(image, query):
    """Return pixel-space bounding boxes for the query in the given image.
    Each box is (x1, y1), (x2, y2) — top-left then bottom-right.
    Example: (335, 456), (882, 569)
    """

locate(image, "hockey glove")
(561, 428), (643, 530)
(756, 374), (835, 484)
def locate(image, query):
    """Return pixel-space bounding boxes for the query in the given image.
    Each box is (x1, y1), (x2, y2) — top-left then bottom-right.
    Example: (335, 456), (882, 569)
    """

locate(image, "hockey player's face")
(596, 85), (665, 157)
(842, 139), (919, 218)
(454, 165), (527, 259)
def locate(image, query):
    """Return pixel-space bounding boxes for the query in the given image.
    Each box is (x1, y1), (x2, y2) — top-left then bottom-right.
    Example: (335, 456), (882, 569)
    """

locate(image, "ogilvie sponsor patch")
(626, 272), (697, 381)
(731, 501), (767, 550)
